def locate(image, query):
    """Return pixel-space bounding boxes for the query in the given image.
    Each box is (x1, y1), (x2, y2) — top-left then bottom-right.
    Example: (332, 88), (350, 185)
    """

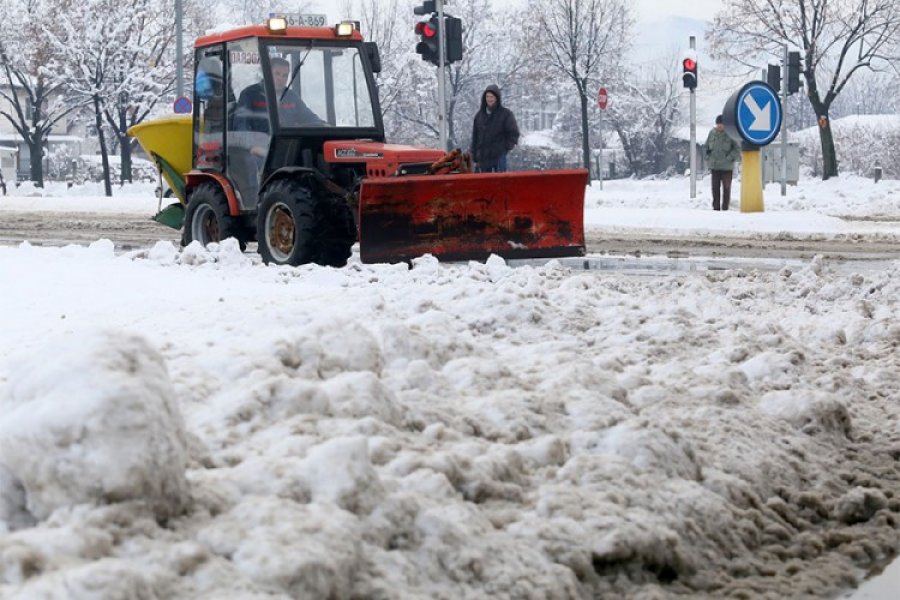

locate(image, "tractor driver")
(229, 56), (326, 200)
(233, 57), (326, 160)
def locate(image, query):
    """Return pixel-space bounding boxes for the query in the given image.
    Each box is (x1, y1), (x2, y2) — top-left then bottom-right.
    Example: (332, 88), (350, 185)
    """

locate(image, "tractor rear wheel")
(182, 183), (244, 249)
(256, 178), (354, 267)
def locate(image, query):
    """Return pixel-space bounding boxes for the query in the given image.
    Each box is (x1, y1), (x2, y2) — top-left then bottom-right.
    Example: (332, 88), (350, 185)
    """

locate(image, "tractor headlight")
(267, 16), (288, 34)
(334, 21), (356, 37)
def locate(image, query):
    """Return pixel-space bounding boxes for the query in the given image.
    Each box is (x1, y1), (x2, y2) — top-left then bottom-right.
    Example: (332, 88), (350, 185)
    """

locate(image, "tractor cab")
(129, 20), (587, 269)
(192, 21), (384, 210)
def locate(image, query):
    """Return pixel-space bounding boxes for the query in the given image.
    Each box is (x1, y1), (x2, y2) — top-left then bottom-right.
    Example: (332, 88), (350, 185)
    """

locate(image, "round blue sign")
(722, 82), (783, 147)
(173, 96), (193, 114)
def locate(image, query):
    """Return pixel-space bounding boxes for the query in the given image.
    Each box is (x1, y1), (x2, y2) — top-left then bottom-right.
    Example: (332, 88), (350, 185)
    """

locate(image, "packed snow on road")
(0, 176), (899, 599)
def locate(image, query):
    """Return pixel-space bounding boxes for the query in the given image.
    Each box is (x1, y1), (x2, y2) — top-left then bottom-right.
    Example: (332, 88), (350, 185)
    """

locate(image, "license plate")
(273, 13), (327, 27)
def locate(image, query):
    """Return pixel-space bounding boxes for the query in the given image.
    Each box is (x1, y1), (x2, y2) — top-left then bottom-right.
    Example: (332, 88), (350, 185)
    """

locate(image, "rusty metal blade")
(358, 169), (588, 263)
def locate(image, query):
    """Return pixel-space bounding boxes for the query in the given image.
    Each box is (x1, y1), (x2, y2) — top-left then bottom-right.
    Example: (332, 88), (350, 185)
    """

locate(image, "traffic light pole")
(780, 43), (788, 196)
(598, 111), (603, 190)
(176, 0), (183, 99)
(689, 36), (696, 199)
(436, 0), (448, 151)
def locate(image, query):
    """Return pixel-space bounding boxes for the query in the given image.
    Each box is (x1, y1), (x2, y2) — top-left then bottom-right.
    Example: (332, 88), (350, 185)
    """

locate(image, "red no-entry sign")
(597, 87), (608, 110)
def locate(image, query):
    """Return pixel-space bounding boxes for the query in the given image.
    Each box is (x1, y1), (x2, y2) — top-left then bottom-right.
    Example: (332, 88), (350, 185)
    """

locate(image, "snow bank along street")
(0, 235), (898, 598)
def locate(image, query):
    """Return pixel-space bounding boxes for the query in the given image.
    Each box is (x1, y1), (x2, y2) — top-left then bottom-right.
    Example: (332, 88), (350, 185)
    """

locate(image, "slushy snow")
(0, 175), (898, 598)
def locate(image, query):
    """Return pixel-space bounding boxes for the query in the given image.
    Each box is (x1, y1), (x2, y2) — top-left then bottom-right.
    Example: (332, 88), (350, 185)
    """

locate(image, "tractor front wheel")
(257, 179), (318, 266)
(257, 178), (354, 267)
(182, 183), (245, 249)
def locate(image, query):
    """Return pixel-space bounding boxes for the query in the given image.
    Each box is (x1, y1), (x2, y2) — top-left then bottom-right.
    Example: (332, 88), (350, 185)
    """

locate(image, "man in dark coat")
(233, 56), (325, 143)
(230, 57), (325, 199)
(470, 84), (520, 173)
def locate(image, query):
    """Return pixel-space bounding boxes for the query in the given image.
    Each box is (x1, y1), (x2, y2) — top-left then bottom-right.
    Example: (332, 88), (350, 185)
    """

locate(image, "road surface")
(2, 210), (900, 263)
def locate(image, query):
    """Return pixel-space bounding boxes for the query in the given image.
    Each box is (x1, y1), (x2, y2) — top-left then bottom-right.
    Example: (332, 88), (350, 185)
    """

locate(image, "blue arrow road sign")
(734, 82), (782, 146)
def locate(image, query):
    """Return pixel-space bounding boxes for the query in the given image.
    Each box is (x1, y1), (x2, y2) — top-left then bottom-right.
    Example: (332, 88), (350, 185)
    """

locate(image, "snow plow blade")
(358, 169), (588, 263)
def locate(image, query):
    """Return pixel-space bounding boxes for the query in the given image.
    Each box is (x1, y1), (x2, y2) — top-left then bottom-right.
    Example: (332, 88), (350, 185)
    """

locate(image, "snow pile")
(0, 244), (898, 598)
(0, 331), (190, 525)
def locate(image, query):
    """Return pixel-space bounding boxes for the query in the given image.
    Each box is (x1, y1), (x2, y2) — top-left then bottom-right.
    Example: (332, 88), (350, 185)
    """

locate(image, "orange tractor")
(129, 19), (587, 266)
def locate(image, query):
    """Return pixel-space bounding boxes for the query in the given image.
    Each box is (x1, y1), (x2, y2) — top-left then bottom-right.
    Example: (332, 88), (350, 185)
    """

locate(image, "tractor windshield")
(264, 42), (376, 129)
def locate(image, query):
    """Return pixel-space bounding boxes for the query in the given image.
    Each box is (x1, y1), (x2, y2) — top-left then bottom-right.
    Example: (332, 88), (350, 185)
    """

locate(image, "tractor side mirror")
(363, 42), (381, 74)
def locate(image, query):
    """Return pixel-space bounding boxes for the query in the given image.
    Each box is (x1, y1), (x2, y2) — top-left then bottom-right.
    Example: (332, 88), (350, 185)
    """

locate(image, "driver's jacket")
(232, 83), (323, 134)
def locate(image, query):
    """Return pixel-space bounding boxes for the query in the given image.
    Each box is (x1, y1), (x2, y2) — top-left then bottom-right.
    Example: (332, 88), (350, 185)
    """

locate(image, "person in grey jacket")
(705, 115), (741, 210)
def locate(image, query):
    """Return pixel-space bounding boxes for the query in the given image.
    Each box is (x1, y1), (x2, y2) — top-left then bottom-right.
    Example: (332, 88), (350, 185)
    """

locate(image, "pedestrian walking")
(705, 115), (741, 210)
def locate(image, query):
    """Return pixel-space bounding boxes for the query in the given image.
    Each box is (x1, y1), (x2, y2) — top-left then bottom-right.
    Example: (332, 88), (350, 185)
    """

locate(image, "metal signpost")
(721, 81), (783, 212)
(175, 0), (183, 100)
(415, 1), (462, 151)
(436, 0), (448, 150)
(780, 44), (788, 196)
(688, 36), (696, 199)
(597, 87), (607, 190)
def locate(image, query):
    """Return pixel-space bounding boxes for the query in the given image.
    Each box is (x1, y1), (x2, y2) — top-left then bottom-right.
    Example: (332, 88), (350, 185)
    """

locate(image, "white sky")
(632, 0), (721, 21)
(314, 0), (723, 24)
(1, 172), (898, 598)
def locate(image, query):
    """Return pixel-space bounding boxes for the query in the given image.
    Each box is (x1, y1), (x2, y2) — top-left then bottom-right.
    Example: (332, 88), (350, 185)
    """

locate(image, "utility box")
(0, 146), (17, 186)
(762, 142), (799, 184)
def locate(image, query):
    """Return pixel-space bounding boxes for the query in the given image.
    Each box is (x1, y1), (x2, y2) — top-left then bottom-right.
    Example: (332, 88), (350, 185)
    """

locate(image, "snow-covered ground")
(0, 174), (899, 599)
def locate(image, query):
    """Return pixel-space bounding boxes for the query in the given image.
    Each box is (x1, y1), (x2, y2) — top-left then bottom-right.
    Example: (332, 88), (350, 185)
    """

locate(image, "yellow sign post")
(740, 147), (764, 212)
(721, 81), (783, 215)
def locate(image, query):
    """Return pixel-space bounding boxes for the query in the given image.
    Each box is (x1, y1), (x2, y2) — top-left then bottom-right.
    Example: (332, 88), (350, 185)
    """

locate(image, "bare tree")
(0, 0), (86, 187)
(528, 0), (631, 173)
(102, 0), (179, 185)
(605, 56), (683, 177)
(829, 71), (899, 117)
(339, 0), (406, 127)
(215, 0), (314, 28)
(337, 0), (441, 146)
(708, 0), (900, 179)
(445, 0), (528, 150)
(380, 0), (526, 152)
(43, 0), (149, 196)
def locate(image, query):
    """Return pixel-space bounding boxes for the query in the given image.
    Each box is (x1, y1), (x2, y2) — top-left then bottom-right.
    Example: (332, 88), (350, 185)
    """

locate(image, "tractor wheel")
(182, 183), (245, 249)
(257, 179), (318, 266)
(256, 179), (354, 267)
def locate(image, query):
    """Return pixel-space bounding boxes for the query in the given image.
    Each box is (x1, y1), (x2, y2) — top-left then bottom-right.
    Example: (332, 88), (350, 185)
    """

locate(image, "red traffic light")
(682, 56), (698, 89)
(415, 17), (441, 66)
(415, 21), (437, 37)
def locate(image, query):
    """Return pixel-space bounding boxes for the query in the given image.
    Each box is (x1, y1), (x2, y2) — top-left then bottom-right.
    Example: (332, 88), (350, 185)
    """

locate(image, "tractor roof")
(196, 25), (364, 48)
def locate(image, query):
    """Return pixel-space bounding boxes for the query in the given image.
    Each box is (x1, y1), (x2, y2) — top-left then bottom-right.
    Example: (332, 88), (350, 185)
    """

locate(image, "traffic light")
(415, 17), (440, 66)
(445, 16), (463, 63)
(682, 57), (698, 89)
(766, 64), (781, 92)
(787, 51), (801, 94)
(413, 1), (435, 15)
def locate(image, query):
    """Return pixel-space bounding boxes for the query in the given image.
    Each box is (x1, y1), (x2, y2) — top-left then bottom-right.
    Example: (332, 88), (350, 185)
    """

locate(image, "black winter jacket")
(233, 83), (324, 133)
(470, 85), (520, 168)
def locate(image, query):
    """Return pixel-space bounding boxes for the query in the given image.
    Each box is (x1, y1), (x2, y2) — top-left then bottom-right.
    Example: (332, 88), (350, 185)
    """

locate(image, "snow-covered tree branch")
(527, 0), (632, 174)
(708, 0), (900, 180)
